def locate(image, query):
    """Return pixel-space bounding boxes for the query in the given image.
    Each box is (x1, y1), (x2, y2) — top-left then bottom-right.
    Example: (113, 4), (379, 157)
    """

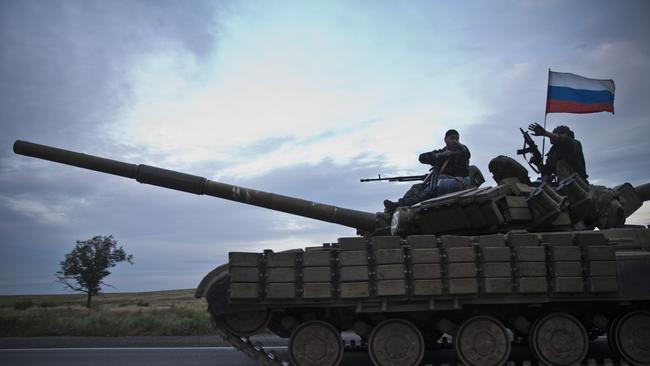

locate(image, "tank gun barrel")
(13, 140), (378, 232)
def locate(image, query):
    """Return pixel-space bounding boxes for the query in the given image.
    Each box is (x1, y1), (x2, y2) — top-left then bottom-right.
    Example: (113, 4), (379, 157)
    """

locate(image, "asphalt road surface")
(0, 347), (258, 366)
(0, 339), (626, 366)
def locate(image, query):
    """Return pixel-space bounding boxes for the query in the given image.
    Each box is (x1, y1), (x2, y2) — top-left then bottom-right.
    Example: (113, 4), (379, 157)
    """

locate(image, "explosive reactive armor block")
(228, 230), (624, 302)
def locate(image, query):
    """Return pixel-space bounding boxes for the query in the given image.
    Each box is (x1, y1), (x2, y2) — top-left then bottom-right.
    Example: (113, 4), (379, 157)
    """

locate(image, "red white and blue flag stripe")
(546, 71), (615, 114)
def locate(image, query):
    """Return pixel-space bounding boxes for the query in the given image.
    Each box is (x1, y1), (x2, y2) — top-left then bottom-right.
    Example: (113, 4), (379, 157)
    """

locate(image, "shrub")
(13, 300), (33, 310)
(136, 299), (150, 307)
(0, 290), (212, 336)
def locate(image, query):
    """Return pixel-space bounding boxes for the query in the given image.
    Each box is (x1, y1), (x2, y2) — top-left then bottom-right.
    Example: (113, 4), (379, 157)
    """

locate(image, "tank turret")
(389, 173), (649, 236)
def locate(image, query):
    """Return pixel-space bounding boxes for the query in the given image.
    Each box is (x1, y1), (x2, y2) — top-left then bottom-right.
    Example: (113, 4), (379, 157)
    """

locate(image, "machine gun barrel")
(360, 174), (428, 183)
(13, 140), (378, 232)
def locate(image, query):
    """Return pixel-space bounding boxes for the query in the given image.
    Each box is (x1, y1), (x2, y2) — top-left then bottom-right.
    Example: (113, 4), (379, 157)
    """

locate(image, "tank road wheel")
(368, 319), (425, 366)
(530, 313), (588, 366)
(221, 310), (271, 336)
(608, 314), (623, 357)
(612, 311), (650, 365)
(455, 316), (511, 366)
(288, 320), (343, 366)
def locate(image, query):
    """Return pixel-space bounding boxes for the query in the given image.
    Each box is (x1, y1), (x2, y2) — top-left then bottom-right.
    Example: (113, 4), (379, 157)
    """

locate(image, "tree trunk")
(86, 291), (92, 308)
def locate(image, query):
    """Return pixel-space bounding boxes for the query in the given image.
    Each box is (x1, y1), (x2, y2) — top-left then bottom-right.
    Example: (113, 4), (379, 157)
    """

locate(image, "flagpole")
(542, 68), (551, 158)
(541, 113), (547, 158)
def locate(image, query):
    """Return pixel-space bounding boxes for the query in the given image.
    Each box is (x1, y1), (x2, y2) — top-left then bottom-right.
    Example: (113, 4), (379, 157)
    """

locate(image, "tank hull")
(199, 228), (650, 365)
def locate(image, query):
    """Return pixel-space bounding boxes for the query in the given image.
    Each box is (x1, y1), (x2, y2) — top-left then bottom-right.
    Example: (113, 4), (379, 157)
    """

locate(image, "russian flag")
(546, 71), (615, 114)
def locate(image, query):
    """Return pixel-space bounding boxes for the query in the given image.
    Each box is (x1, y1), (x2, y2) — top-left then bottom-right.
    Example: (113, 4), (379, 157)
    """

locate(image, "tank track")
(214, 325), (289, 366)
(214, 325), (635, 366)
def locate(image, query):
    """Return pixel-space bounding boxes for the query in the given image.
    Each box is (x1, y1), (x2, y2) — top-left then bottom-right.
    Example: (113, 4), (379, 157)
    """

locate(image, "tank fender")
(195, 264), (266, 315)
(195, 264), (228, 299)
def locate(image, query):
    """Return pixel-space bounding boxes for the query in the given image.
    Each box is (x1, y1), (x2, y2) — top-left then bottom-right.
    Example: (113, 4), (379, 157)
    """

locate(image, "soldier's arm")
(529, 123), (562, 144)
(418, 150), (439, 165)
(420, 148), (461, 164)
(457, 143), (471, 160)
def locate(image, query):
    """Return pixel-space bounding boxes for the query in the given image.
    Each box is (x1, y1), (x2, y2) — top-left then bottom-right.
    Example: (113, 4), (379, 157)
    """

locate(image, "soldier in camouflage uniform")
(384, 129), (475, 212)
(528, 123), (588, 182)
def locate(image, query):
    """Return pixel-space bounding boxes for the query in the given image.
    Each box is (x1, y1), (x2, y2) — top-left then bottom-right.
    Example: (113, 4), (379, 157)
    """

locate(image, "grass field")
(0, 289), (212, 336)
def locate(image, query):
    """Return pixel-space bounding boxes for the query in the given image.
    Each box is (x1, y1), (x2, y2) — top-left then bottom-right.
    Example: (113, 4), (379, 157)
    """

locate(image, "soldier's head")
(552, 125), (574, 139)
(444, 129), (460, 149)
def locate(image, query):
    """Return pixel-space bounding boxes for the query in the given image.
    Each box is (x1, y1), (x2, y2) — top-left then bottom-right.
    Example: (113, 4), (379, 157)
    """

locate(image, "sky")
(1, 0), (649, 295)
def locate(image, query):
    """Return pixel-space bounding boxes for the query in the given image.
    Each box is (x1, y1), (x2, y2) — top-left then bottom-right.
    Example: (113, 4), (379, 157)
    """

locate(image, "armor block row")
(227, 229), (634, 300)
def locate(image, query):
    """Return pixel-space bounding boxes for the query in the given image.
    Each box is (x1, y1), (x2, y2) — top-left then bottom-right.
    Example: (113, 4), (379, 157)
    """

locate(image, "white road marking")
(0, 346), (287, 351)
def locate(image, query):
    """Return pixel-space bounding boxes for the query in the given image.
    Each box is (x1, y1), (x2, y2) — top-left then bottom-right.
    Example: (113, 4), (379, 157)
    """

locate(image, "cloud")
(504, 63), (531, 80)
(1, 196), (74, 225)
(96, 1), (497, 181)
(271, 218), (314, 232)
(2, 0), (650, 295)
(585, 41), (650, 77)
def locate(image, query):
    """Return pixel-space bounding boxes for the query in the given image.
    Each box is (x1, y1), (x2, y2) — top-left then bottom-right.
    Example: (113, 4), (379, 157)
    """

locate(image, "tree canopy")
(56, 235), (133, 307)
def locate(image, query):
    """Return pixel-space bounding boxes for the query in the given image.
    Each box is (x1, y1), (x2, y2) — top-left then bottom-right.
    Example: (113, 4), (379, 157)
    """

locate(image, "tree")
(56, 235), (133, 308)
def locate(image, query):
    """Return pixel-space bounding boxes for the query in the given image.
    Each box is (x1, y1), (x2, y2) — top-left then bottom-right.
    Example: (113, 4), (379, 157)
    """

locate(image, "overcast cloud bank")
(1, 0), (648, 294)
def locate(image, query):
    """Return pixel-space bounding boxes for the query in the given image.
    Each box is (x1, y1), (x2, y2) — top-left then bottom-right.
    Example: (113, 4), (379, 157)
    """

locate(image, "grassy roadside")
(0, 289), (212, 337)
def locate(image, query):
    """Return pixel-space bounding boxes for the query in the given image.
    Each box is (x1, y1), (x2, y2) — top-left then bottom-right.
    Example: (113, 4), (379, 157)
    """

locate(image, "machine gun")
(361, 159), (449, 186)
(360, 173), (428, 183)
(517, 128), (545, 174)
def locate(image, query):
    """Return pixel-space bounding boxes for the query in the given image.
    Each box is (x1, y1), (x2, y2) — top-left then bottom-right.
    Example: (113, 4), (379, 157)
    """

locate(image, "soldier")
(528, 123), (588, 182)
(384, 129), (475, 212)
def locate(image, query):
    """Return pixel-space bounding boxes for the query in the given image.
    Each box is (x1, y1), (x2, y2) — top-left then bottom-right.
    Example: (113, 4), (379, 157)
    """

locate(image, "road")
(0, 347), (259, 366)
(0, 339), (626, 366)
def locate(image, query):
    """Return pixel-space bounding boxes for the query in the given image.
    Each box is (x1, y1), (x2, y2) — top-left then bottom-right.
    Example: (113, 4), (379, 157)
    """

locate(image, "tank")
(13, 140), (650, 366)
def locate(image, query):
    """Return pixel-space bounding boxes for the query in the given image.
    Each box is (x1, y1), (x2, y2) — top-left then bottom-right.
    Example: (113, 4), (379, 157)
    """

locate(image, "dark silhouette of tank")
(13, 140), (650, 366)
